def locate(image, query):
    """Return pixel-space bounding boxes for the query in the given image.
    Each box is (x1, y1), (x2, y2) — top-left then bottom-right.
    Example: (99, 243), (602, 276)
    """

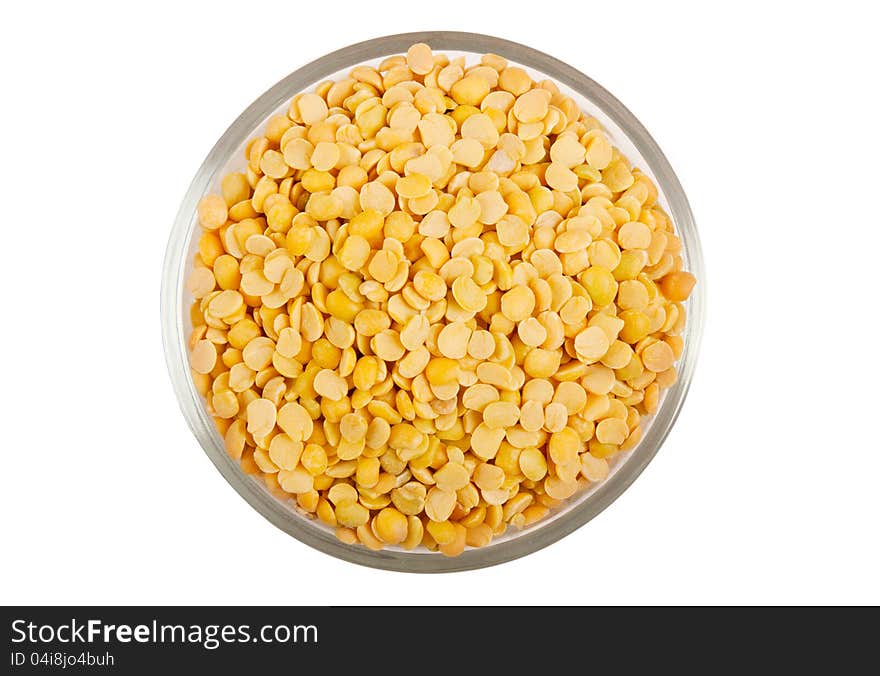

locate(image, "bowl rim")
(161, 30), (705, 573)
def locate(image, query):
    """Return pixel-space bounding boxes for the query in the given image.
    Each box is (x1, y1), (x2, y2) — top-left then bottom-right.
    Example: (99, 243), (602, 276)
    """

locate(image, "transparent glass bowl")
(161, 31), (705, 572)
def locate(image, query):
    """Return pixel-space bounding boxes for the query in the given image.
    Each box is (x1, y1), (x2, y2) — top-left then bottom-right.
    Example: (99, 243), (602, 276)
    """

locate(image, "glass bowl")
(161, 31), (705, 572)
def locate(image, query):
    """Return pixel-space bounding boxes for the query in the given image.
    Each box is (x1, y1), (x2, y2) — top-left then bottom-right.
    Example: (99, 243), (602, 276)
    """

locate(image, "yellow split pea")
(186, 43), (697, 556)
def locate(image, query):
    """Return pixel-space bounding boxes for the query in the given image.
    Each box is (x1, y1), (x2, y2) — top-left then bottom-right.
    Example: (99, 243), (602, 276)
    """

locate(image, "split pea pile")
(186, 44), (697, 556)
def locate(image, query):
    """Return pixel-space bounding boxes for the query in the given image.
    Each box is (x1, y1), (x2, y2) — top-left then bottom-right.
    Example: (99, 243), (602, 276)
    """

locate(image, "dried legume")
(187, 44), (696, 556)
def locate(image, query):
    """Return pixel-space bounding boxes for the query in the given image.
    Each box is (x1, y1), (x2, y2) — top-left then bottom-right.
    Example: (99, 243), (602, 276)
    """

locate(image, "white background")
(2, 1), (878, 606)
